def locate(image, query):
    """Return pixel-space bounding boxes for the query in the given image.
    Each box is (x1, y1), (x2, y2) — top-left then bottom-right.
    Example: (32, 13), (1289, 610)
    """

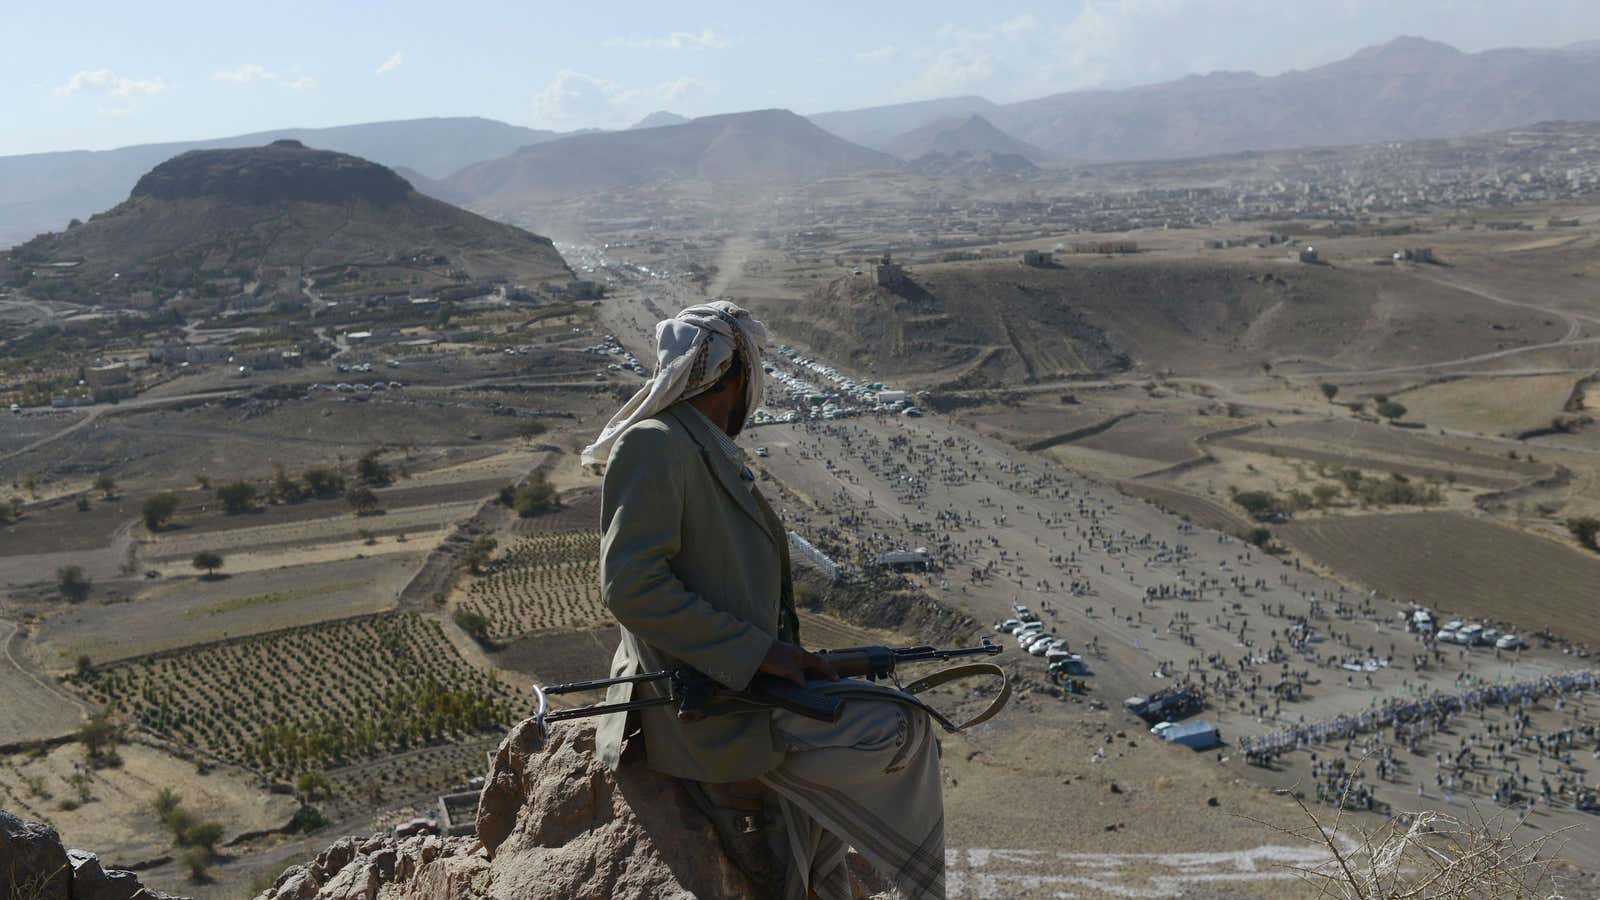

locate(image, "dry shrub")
(1248, 774), (1576, 899)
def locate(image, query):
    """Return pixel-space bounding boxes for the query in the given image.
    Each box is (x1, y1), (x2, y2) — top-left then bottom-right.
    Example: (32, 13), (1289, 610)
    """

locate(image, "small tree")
(463, 537), (498, 575)
(192, 551), (224, 577)
(142, 493), (180, 530)
(346, 486), (380, 516)
(1376, 400), (1408, 422)
(57, 565), (91, 602)
(272, 465), (304, 503)
(215, 481), (258, 514)
(1311, 483), (1341, 508)
(1231, 489), (1283, 520)
(1245, 526), (1273, 548)
(302, 467), (345, 498)
(179, 846), (212, 882)
(1568, 516), (1600, 552)
(454, 608), (492, 643)
(296, 771), (330, 802)
(93, 473), (116, 499)
(356, 451), (391, 486)
(1319, 383), (1339, 402)
(152, 787), (182, 822)
(75, 654), (93, 677)
(181, 821), (225, 854)
(76, 710), (122, 767)
(511, 474), (560, 517)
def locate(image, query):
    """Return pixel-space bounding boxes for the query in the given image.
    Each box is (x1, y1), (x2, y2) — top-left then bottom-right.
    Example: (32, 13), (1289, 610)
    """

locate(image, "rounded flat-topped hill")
(131, 140), (413, 206)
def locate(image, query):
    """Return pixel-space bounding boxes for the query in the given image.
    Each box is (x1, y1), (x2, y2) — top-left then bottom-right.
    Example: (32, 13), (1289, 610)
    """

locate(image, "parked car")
(1027, 636), (1059, 656)
(1436, 629), (1459, 644)
(394, 817), (439, 838)
(1021, 632), (1054, 652)
(1458, 624), (1484, 645)
(1496, 634), (1524, 650)
(1125, 688), (1203, 724)
(1479, 628), (1503, 646)
(1442, 620), (1465, 633)
(994, 619), (1023, 634)
(1049, 656), (1091, 676)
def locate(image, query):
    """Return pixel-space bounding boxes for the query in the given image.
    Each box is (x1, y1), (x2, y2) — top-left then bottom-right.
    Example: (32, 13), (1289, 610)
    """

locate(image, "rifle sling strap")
(898, 662), (1012, 733)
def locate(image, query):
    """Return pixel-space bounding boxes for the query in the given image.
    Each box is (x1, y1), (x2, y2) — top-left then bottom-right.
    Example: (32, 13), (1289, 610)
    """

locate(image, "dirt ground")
(1278, 511), (1600, 647)
(1396, 373), (1585, 436)
(0, 741), (297, 867)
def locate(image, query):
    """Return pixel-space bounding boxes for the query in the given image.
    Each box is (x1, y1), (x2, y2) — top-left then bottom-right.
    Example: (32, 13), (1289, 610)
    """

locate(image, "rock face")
(256, 720), (754, 900)
(0, 809), (184, 900)
(256, 720), (889, 900)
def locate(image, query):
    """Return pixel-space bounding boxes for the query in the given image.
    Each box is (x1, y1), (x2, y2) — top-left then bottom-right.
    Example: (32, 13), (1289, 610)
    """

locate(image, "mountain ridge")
(6, 142), (571, 308)
(0, 117), (562, 248)
(443, 108), (900, 213)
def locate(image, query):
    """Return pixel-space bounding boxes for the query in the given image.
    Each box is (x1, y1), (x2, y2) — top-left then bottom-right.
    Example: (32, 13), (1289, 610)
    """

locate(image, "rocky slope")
(252, 719), (888, 900)
(0, 117), (561, 248)
(6, 141), (571, 308)
(2, 809), (184, 900)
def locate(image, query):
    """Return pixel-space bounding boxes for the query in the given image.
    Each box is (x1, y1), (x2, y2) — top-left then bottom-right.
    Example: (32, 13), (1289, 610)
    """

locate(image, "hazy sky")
(7, 0), (1600, 157)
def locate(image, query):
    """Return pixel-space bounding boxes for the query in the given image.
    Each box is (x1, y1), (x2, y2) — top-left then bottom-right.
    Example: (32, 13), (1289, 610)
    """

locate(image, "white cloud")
(53, 69), (167, 98)
(287, 75), (317, 91)
(856, 45), (898, 64)
(531, 69), (708, 128)
(606, 29), (735, 50)
(212, 64), (276, 83)
(375, 51), (405, 76)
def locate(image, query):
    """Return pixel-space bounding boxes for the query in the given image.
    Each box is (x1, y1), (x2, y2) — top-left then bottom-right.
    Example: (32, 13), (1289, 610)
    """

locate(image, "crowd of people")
(750, 400), (1600, 825)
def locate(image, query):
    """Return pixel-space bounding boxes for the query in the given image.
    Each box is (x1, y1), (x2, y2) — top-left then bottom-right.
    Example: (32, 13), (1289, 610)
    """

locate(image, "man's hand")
(758, 641), (839, 687)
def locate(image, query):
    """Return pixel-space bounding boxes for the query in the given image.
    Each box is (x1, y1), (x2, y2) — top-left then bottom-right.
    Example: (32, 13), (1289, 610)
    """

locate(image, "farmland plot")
(457, 531), (604, 640)
(72, 612), (519, 780)
(1278, 512), (1600, 646)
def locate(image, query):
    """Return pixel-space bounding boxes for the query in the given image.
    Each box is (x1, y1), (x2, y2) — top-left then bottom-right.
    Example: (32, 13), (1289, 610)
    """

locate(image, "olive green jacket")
(595, 403), (798, 781)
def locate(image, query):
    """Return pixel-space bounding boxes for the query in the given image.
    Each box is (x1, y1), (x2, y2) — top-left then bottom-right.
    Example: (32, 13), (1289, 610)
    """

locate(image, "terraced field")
(456, 531), (605, 639)
(72, 612), (519, 780)
(1278, 511), (1600, 646)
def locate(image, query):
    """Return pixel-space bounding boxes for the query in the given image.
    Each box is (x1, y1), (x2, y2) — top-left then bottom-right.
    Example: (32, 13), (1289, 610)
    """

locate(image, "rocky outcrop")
(256, 719), (889, 900)
(0, 809), (185, 900)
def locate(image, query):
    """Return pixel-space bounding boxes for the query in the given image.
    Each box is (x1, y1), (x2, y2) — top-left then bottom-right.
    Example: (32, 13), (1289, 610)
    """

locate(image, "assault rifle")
(532, 639), (1005, 736)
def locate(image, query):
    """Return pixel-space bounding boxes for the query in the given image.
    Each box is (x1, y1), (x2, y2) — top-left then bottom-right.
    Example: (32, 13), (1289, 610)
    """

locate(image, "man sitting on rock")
(583, 301), (945, 900)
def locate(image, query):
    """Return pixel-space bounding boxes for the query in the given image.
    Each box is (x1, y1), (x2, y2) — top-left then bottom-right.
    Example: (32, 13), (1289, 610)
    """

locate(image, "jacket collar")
(665, 404), (781, 551)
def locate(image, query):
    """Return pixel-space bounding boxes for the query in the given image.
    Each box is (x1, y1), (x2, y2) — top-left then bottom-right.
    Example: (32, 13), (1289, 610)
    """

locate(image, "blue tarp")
(1162, 719), (1221, 750)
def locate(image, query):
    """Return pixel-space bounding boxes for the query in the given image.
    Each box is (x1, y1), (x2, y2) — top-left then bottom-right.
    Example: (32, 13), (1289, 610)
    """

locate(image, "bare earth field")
(0, 741), (298, 866)
(32, 552), (419, 665)
(1278, 511), (1600, 645)
(1395, 373), (1584, 436)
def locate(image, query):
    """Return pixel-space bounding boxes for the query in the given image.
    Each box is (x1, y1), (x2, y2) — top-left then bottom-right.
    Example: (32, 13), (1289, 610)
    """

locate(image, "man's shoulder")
(609, 411), (697, 463)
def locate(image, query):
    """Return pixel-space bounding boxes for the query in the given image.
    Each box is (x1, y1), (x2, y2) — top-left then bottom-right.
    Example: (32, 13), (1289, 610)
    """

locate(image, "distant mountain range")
(0, 118), (560, 248)
(883, 114), (1050, 163)
(629, 111), (690, 130)
(5, 141), (570, 308)
(441, 109), (899, 213)
(808, 96), (1003, 152)
(813, 37), (1600, 163)
(9, 36), (1600, 246)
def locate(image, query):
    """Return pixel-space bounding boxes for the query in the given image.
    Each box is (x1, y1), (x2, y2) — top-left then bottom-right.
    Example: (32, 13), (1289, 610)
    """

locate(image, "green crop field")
(73, 612), (518, 780)
(457, 531), (605, 639)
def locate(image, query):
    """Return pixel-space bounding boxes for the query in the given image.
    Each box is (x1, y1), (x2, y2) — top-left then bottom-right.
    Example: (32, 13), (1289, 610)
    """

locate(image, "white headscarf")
(581, 300), (768, 468)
